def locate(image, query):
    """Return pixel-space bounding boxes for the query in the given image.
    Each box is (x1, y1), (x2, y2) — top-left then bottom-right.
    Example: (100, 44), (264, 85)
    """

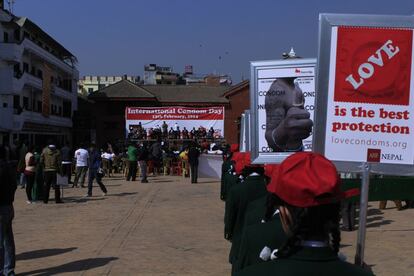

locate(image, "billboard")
(314, 13), (414, 174)
(125, 106), (224, 138)
(250, 58), (316, 164)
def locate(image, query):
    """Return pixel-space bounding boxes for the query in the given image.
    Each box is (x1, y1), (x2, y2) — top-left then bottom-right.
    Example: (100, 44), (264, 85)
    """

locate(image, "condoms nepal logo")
(334, 26), (413, 105)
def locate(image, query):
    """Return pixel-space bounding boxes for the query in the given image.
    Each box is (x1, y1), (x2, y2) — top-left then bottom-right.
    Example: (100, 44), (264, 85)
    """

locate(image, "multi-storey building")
(0, 5), (79, 147)
(78, 75), (140, 95)
(144, 64), (180, 85)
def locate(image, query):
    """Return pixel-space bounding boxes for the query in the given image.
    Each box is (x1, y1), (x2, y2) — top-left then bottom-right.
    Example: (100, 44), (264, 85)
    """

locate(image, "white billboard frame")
(314, 13), (414, 176)
(250, 58), (317, 164)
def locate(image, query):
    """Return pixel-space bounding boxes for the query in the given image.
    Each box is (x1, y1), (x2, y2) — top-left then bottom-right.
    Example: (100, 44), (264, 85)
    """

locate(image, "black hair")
(241, 166), (264, 178)
(270, 195), (341, 258)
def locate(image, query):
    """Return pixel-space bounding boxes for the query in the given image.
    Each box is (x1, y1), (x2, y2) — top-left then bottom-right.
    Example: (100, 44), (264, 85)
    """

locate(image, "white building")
(0, 4), (79, 146)
(79, 75), (140, 94)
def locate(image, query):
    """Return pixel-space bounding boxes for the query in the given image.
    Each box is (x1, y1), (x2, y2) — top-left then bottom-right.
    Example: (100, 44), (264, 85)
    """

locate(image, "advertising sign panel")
(125, 106), (224, 138)
(250, 58), (316, 164)
(315, 14), (414, 173)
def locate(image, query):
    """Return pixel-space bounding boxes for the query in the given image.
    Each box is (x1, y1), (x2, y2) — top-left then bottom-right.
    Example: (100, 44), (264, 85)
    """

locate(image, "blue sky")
(13, 0), (414, 82)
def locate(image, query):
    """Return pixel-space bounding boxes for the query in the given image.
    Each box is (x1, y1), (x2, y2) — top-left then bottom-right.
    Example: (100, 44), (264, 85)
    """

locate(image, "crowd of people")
(221, 146), (374, 275)
(127, 121), (220, 141)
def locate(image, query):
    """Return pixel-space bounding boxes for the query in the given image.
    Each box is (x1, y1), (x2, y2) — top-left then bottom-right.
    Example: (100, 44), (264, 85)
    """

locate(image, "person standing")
(73, 143), (89, 188)
(15, 140), (28, 189)
(101, 150), (115, 177)
(188, 142), (200, 183)
(237, 152), (372, 276)
(137, 143), (149, 183)
(33, 146), (43, 201)
(149, 140), (162, 176)
(0, 145), (17, 276)
(126, 143), (138, 181)
(60, 141), (73, 185)
(86, 143), (107, 197)
(24, 145), (36, 204)
(162, 121), (168, 138)
(40, 143), (62, 204)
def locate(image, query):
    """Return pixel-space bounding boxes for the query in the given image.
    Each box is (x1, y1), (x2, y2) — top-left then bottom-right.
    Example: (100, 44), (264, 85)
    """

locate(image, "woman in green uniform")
(237, 152), (374, 276)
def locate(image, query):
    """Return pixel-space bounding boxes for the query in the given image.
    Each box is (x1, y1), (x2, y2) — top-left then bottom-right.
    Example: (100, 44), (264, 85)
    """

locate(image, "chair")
(171, 160), (182, 176)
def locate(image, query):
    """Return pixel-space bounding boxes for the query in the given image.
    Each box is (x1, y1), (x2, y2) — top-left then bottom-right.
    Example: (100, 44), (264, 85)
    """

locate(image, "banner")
(324, 26), (414, 164)
(125, 106), (225, 138)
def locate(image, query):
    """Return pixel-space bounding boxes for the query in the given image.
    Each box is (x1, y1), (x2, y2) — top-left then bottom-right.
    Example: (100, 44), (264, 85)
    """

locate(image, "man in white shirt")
(73, 143), (89, 188)
(101, 151), (115, 177)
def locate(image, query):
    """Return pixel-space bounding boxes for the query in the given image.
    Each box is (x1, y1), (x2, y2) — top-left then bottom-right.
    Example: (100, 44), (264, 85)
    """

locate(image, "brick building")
(221, 80), (250, 144)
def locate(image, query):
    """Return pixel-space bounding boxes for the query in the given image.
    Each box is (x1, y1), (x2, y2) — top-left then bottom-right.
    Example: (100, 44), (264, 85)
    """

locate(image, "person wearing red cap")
(225, 152), (269, 274)
(236, 152), (373, 276)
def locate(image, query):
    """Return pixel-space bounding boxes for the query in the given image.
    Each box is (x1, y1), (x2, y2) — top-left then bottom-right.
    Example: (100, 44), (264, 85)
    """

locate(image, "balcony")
(0, 71), (42, 94)
(0, 107), (14, 130)
(13, 110), (73, 131)
(0, 43), (24, 63)
(22, 39), (77, 75)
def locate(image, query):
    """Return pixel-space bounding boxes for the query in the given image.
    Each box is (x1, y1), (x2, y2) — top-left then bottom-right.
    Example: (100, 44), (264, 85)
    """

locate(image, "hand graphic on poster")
(264, 78), (313, 152)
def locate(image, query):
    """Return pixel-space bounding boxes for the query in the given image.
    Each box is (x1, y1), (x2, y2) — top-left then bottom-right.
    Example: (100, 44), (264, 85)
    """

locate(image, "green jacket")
(224, 179), (243, 241)
(221, 159), (234, 201)
(235, 214), (286, 272)
(236, 247), (375, 276)
(244, 195), (267, 227)
(127, 145), (138, 161)
(40, 147), (61, 172)
(223, 171), (238, 202)
(228, 175), (268, 264)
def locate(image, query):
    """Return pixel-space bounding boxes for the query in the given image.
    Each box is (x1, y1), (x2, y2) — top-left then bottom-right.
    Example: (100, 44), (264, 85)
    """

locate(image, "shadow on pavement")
(107, 192), (138, 197)
(63, 197), (106, 203)
(17, 247), (77, 261)
(151, 180), (173, 183)
(366, 220), (393, 228)
(19, 257), (118, 276)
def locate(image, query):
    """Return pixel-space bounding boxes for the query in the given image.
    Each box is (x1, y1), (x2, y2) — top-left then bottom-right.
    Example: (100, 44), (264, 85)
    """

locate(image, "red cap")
(230, 144), (239, 153)
(267, 152), (359, 207)
(230, 152), (251, 174)
(264, 164), (279, 178)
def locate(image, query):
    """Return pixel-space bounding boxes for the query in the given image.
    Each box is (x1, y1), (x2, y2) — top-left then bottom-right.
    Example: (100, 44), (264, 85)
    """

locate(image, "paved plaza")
(11, 174), (414, 275)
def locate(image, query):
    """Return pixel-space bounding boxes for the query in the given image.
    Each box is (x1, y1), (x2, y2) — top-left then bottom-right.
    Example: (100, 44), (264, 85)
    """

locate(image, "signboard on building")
(314, 14), (414, 173)
(250, 58), (316, 164)
(125, 106), (225, 138)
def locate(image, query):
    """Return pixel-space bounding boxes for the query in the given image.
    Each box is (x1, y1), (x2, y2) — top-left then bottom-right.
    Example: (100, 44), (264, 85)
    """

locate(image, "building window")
(31, 66), (36, 75)
(23, 62), (29, 73)
(37, 101), (42, 113)
(37, 69), (43, 80)
(13, 64), (21, 78)
(23, 97), (29, 110)
(13, 95), (22, 114)
(3, 32), (8, 43)
(88, 88), (94, 93)
(62, 101), (71, 118)
(14, 29), (20, 41)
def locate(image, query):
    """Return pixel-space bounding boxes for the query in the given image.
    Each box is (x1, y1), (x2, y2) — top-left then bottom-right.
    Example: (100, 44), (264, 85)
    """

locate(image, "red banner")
(125, 106), (224, 120)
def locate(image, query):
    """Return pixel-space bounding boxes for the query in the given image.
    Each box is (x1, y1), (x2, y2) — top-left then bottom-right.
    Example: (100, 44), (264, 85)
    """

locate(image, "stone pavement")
(11, 174), (414, 275)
